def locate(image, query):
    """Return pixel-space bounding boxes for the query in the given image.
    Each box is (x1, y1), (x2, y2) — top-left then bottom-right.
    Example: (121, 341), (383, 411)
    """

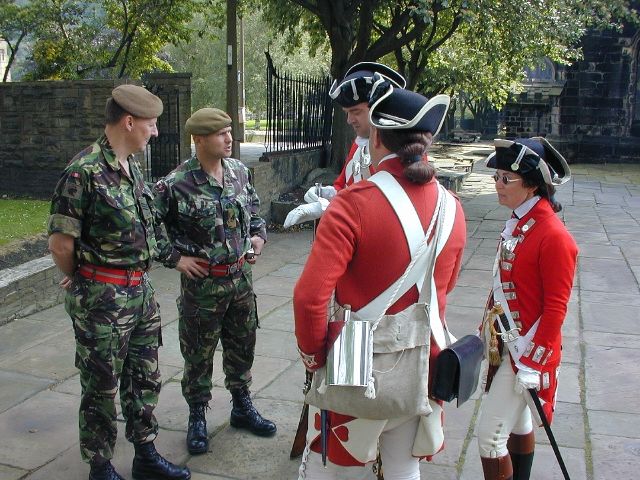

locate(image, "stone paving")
(1, 144), (639, 479)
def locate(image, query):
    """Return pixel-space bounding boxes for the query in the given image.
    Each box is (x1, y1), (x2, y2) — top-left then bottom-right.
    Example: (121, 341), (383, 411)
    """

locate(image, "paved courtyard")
(0, 145), (639, 479)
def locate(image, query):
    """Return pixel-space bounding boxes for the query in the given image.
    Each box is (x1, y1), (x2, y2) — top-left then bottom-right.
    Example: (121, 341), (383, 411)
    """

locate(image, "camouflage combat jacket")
(153, 156), (266, 265)
(48, 135), (176, 269)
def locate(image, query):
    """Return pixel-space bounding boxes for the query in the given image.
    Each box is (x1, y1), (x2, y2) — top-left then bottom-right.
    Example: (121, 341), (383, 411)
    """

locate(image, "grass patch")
(0, 199), (50, 247)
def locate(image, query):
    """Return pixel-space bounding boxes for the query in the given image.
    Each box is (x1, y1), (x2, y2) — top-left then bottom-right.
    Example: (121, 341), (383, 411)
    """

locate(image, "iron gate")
(142, 81), (182, 182)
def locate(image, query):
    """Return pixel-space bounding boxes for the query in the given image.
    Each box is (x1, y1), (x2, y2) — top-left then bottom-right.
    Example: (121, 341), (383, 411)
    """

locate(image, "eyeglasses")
(492, 173), (522, 185)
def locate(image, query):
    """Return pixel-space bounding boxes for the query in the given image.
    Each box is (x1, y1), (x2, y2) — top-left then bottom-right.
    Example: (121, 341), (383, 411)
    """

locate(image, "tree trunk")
(329, 107), (353, 171)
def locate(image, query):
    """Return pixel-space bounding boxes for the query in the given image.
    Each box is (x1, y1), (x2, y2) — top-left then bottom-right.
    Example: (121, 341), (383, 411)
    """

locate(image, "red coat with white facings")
(294, 156), (466, 375)
(499, 199), (578, 422)
(333, 141), (376, 191)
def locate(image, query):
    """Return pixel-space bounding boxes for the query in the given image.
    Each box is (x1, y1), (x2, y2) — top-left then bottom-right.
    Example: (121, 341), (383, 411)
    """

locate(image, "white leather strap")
(345, 145), (364, 183)
(361, 172), (457, 348)
(492, 248), (539, 366)
(369, 171), (424, 255)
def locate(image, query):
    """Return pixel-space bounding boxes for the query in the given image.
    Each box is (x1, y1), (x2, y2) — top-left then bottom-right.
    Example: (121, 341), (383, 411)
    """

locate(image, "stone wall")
(504, 24), (640, 163)
(0, 257), (65, 325)
(248, 148), (326, 222)
(550, 27), (640, 163)
(0, 74), (191, 197)
(503, 100), (555, 138)
(558, 30), (634, 137)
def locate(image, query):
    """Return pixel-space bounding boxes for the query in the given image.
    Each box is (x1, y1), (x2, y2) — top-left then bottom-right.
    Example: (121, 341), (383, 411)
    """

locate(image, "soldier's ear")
(370, 127), (382, 148)
(122, 114), (134, 132)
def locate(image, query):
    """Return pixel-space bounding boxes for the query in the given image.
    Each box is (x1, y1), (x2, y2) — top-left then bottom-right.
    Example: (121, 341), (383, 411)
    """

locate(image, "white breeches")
(477, 359), (533, 458)
(299, 416), (421, 480)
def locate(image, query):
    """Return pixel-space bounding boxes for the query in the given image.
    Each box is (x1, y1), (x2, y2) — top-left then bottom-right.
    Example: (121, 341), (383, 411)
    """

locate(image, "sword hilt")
(492, 302), (521, 341)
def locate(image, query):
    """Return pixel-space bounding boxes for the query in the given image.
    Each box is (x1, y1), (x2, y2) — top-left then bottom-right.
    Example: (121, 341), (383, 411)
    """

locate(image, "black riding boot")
(131, 442), (191, 480)
(230, 387), (277, 437)
(507, 432), (535, 480)
(186, 402), (209, 454)
(89, 460), (124, 480)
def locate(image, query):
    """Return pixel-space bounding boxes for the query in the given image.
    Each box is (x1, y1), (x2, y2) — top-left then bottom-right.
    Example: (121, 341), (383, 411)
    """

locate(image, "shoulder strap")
(358, 173), (456, 332)
(369, 171), (423, 255)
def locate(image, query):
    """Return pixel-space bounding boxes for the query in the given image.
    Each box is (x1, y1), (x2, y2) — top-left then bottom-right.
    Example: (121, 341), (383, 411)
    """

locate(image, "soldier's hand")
(514, 366), (541, 394)
(283, 199), (329, 228)
(250, 235), (265, 254)
(247, 236), (265, 264)
(59, 275), (73, 289)
(304, 185), (337, 203)
(176, 256), (208, 279)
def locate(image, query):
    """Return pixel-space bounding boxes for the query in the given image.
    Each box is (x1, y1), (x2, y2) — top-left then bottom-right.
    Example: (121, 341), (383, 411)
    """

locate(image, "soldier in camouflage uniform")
(153, 107), (276, 455)
(48, 85), (190, 480)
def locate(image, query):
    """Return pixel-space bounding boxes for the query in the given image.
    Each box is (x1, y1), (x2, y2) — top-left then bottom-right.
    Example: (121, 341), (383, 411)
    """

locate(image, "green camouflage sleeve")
(152, 179), (182, 267)
(247, 170), (267, 242)
(47, 165), (88, 238)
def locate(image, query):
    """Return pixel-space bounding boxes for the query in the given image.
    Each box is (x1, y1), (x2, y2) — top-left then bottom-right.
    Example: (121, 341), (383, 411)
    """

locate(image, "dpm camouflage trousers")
(178, 267), (257, 404)
(65, 274), (161, 464)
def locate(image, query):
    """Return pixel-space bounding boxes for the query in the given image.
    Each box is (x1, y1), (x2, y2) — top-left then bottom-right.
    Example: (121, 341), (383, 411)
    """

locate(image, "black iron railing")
(265, 52), (333, 152)
(142, 82), (182, 182)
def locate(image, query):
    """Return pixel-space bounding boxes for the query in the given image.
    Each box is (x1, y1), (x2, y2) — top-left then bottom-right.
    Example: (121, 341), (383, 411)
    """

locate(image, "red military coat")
(294, 156), (467, 465)
(333, 140), (376, 191)
(496, 198), (578, 422)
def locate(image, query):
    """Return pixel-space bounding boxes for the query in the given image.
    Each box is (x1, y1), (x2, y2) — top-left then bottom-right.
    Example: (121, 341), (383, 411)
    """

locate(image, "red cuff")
(297, 346), (326, 371)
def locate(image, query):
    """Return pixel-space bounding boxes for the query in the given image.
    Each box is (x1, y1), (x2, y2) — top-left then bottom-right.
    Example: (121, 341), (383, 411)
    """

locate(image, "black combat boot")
(186, 402), (208, 454)
(89, 460), (124, 480)
(131, 442), (191, 480)
(230, 387), (277, 437)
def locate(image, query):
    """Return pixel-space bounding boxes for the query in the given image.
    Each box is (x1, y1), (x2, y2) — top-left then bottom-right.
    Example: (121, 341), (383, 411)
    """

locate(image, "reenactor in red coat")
(294, 81), (466, 478)
(478, 138), (578, 480)
(283, 62), (405, 228)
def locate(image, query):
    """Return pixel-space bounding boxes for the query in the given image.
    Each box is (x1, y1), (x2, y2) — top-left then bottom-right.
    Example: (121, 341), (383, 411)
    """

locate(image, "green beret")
(111, 84), (163, 118)
(185, 108), (232, 135)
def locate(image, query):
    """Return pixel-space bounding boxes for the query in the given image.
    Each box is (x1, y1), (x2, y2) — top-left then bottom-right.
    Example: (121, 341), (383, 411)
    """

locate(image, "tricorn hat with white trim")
(368, 82), (450, 137)
(329, 62), (406, 108)
(485, 137), (570, 185)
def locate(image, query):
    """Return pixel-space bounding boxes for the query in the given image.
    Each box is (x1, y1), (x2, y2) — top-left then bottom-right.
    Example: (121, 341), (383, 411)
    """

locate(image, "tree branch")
(367, 8), (425, 60)
(286, 0), (320, 16)
(3, 31), (26, 82)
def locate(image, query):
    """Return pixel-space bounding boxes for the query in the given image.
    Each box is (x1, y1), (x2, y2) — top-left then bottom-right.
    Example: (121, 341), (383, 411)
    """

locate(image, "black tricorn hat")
(329, 62), (406, 108)
(485, 137), (570, 185)
(368, 81), (450, 137)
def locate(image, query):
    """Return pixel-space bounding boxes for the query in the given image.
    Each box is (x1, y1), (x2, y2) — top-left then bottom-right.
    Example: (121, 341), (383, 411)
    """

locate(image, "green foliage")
(5, 0), (207, 80)
(260, 0), (638, 107)
(256, 0), (637, 166)
(164, 6), (330, 117)
(0, 0), (44, 81)
(0, 200), (50, 247)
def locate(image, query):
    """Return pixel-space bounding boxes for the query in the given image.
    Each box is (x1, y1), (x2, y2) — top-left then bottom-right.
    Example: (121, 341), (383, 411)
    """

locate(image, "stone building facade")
(504, 21), (640, 163)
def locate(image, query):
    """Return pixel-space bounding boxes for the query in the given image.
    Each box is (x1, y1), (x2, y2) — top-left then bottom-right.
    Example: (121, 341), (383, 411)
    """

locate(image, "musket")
(290, 371), (313, 459)
(311, 182), (321, 244)
(291, 185), (323, 459)
(320, 408), (328, 466)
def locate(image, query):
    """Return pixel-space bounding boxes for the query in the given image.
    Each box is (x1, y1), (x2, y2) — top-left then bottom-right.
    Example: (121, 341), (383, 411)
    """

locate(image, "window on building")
(0, 49), (5, 62)
(525, 58), (555, 82)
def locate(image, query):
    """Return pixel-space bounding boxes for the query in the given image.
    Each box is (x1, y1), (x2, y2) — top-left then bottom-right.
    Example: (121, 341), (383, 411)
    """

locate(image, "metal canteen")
(326, 306), (371, 387)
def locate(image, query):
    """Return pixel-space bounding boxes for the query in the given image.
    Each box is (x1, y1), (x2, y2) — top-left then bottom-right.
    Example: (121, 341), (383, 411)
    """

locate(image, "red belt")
(196, 257), (245, 277)
(78, 264), (145, 286)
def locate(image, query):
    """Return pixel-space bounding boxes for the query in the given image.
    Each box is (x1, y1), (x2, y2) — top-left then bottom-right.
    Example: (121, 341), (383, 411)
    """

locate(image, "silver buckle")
(228, 263), (238, 274)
